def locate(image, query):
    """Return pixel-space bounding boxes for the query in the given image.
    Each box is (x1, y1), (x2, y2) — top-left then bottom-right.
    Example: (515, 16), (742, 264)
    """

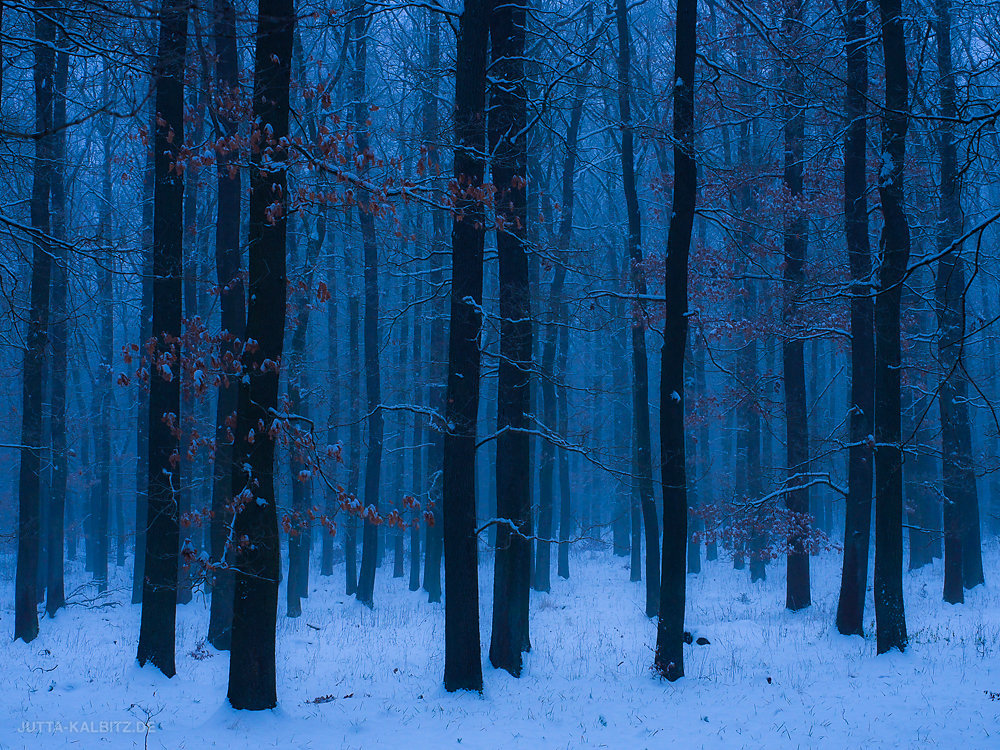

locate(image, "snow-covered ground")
(2, 542), (998, 749)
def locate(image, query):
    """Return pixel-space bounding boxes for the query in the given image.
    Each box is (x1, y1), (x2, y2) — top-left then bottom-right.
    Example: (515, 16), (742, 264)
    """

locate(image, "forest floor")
(1, 540), (998, 749)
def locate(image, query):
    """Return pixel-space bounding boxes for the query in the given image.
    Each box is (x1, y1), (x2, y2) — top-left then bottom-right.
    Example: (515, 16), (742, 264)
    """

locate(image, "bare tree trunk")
(73, 369), (90, 567)
(227, 0), (293, 708)
(557, 320), (571, 579)
(685, 342), (700, 575)
(615, 0), (658, 619)
(177, 46), (202, 607)
(985, 290), (1000, 539)
(609, 238), (630, 568)
(653, 0), (695, 681)
(489, 0), (532, 677)
(935, 0), (983, 601)
(207, 0), (242, 649)
(346, 295), (360, 595)
(836, 0), (874, 636)
(606, 232), (634, 577)
(422, 10), (444, 605)
(442, 0), (489, 694)
(873, 0), (909, 654)
(133, 57), (155, 604)
(352, 0), (383, 609)
(322, 219), (339, 578)
(15, 0), (56, 643)
(409, 231), (424, 592)
(781, 0), (811, 612)
(695, 329), (714, 565)
(700, 342), (717, 562)
(137, 0), (187, 676)
(95, 72), (114, 595)
(46, 22), (69, 618)
(393, 263), (411, 580)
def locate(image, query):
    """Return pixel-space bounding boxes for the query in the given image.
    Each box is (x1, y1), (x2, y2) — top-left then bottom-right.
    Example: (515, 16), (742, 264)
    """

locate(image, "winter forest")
(1, 0), (999, 743)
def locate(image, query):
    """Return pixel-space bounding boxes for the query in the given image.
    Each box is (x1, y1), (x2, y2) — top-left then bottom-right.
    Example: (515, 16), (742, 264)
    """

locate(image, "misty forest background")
(1, 0), (998, 712)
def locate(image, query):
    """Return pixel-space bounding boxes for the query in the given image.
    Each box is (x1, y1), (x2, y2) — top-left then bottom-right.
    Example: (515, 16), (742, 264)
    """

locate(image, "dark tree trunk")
(346, 296), (360, 595)
(782, 0), (810, 612)
(177, 53), (201, 608)
(685, 344), (700, 576)
(207, 0), (242, 649)
(15, 0), (56, 643)
(873, 0), (909, 654)
(557, 321), (571, 580)
(730, 410), (745, 570)
(137, 0), (187, 677)
(133, 86), (155, 605)
(352, 0), (383, 610)
(227, 0), (293, 709)
(95, 80), (114, 595)
(407, 67), (429, 588)
(695, 332), (714, 565)
(442, 0), (489, 694)
(611, 393), (630, 559)
(422, 10), (445, 605)
(836, 0), (874, 636)
(116, 470), (126, 568)
(653, 0), (695, 682)
(630, 420), (642, 581)
(986, 297), (1000, 539)
(392, 266), (411, 581)
(286, 240), (307, 618)
(75, 370), (91, 568)
(322, 212), (338, 579)
(46, 25), (69, 618)
(423, 480), (442, 601)
(935, 0), (983, 599)
(610, 249), (630, 568)
(409, 239), (424, 592)
(537, 344), (557, 589)
(87, 393), (103, 574)
(489, 0), (532, 678)
(612, 369), (630, 560)
(38, 378), (49, 606)
(695, 384), (716, 562)
(615, 0), (658, 619)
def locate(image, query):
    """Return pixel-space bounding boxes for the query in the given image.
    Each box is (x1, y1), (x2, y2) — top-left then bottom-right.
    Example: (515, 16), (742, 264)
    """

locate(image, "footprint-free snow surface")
(2, 545), (998, 748)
